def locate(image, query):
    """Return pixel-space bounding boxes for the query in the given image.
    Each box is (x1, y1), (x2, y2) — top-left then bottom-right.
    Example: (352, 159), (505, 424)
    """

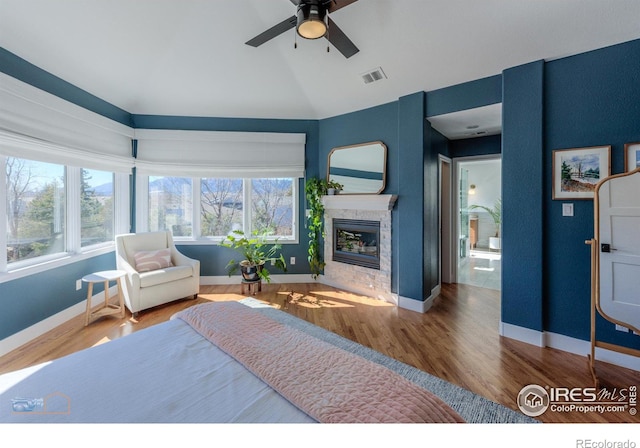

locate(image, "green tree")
(22, 181), (65, 257)
(561, 161), (572, 181)
(80, 169), (106, 243)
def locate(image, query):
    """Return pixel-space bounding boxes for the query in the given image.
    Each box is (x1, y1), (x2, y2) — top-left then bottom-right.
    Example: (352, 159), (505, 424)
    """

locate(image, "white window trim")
(67, 167), (81, 254)
(0, 157), (7, 274)
(0, 156), (131, 282)
(137, 174), (299, 244)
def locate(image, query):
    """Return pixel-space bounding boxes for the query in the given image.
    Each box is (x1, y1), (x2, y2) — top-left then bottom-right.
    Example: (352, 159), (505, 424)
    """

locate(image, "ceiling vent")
(360, 67), (387, 85)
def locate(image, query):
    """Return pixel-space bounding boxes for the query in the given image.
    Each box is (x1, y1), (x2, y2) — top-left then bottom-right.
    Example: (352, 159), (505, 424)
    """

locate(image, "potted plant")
(469, 198), (501, 250)
(219, 229), (287, 283)
(326, 179), (344, 195)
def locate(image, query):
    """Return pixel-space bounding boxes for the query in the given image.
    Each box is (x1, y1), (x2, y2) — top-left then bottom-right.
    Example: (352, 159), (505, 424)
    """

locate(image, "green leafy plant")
(219, 229), (286, 283)
(305, 177), (332, 279)
(470, 198), (502, 237)
(326, 179), (343, 193)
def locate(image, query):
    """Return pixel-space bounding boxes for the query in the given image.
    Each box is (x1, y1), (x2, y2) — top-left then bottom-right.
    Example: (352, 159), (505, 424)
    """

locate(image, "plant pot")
(240, 261), (263, 282)
(489, 237), (501, 251)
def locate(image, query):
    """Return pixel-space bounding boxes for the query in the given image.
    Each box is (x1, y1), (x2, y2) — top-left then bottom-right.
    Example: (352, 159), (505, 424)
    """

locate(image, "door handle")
(601, 244), (617, 253)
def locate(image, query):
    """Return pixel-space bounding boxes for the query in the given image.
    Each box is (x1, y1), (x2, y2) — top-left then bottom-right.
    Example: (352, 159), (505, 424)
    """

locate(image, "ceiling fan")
(245, 0), (359, 59)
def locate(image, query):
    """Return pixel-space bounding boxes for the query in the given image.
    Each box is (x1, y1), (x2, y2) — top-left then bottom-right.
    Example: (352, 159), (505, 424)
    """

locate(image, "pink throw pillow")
(134, 248), (173, 272)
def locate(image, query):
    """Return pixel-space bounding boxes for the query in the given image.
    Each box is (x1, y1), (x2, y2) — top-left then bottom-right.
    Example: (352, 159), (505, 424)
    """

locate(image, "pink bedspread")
(173, 301), (465, 423)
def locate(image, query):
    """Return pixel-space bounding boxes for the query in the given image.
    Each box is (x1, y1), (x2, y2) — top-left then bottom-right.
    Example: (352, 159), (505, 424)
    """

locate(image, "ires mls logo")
(517, 384), (637, 418)
(517, 384), (550, 417)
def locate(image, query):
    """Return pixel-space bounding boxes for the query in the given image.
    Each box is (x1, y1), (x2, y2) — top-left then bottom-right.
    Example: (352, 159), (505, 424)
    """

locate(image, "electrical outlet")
(615, 324), (629, 333)
(290, 257), (296, 265)
(76, 279), (82, 291)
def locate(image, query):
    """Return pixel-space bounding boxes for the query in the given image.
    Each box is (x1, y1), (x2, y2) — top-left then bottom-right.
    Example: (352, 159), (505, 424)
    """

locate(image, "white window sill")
(173, 236), (299, 245)
(0, 244), (115, 284)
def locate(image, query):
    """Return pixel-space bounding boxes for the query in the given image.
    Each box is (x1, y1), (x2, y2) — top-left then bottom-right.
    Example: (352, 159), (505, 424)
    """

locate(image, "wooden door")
(596, 170), (640, 333)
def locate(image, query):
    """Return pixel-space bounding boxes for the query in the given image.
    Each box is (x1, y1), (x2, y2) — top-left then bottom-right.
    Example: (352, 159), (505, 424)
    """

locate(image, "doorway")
(453, 156), (502, 290)
(439, 155), (453, 284)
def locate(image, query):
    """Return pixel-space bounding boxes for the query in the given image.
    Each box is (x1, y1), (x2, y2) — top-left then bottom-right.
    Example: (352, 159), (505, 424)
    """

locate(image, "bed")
(0, 299), (532, 424)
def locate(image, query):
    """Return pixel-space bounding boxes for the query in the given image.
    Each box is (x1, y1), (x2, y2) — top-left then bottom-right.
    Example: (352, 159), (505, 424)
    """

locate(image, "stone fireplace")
(323, 194), (397, 303)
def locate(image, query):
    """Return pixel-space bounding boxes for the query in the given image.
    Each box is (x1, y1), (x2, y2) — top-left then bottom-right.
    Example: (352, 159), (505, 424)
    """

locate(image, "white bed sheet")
(0, 318), (315, 423)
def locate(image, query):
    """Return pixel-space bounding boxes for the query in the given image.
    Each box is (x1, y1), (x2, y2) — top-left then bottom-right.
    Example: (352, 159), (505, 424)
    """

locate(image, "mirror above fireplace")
(327, 141), (387, 194)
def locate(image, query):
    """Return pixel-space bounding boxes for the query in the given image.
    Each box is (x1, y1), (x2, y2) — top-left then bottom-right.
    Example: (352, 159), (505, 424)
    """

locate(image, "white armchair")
(115, 231), (200, 316)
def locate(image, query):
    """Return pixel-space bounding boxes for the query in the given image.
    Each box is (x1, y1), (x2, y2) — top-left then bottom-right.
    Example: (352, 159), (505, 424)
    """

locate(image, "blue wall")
(319, 102), (400, 292)
(2, 38), (640, 353)
(397, 92), (430, 300)
(542, 39), (640, 348)
(0, 253), (115, 339)
(501, 60), (545, 332)
(449, 134), (501, 158)
(426, 74), (502, 117)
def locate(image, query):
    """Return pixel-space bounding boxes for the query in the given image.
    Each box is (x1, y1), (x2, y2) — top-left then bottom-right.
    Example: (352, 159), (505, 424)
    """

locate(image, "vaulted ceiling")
(2, 0), (640, 138)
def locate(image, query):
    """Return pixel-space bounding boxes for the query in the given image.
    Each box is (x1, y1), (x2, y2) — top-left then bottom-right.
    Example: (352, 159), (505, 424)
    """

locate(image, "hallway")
(457, 248), (501, 290)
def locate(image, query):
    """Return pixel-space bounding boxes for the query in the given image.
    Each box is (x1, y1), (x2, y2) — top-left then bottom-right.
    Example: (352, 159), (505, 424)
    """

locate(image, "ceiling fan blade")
(328, 0), (358, 13)
(245, 15), (297, 47)
(326, 16), (359, 58)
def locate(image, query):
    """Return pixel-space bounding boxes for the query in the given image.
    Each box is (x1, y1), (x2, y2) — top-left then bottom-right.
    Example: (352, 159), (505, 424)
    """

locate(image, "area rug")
(240, 297), (538, 424)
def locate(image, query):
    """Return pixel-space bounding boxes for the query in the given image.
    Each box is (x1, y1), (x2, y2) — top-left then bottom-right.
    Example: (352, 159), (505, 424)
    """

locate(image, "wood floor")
(0, 282), (637, 424)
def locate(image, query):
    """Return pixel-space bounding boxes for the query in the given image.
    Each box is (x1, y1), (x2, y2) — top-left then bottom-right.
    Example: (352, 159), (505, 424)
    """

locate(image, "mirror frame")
(327, 141), (387, 195)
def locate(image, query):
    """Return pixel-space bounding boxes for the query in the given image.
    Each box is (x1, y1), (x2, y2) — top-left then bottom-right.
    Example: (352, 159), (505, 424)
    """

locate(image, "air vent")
(360, 67), (387, 85)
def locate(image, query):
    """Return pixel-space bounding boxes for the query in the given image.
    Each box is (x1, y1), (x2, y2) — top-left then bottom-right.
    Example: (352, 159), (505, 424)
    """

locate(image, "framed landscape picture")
(552, 145), (610, 200)
(625, 142), (640, 172)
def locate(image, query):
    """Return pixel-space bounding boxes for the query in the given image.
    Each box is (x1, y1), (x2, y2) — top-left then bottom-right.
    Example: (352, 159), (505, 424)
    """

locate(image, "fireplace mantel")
(322, 195), (396, 304)
(322, 194), (397, 211)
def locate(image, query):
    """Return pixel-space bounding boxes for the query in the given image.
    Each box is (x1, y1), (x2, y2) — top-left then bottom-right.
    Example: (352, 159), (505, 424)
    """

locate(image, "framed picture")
(624, 142), (640, 172)
(552, 145), (610, 200)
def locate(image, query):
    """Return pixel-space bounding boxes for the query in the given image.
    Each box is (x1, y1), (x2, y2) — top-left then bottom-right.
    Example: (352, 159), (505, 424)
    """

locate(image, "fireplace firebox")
(332, 219), (380, 270)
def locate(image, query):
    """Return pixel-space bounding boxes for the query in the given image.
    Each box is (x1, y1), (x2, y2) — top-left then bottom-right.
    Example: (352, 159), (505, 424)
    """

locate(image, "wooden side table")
(83, 270), (126, 326)
(241, 279), (261, 296)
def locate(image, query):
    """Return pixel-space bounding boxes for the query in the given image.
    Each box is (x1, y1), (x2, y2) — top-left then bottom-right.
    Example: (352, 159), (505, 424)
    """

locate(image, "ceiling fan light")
(296, 4), (327, 39)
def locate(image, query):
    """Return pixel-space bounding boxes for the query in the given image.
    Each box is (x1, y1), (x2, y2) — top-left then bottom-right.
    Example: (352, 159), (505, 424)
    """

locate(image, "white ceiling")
(2, 0), (640, 138)
(428, 104), (502, 140)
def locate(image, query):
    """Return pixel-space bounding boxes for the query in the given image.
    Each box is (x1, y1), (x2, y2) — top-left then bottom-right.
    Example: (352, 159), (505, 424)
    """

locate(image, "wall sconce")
(468, 184), (476, 195)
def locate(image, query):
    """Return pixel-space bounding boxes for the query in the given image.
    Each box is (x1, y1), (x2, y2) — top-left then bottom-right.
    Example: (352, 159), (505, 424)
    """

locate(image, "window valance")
(0, 130), (134, 173)
(134, 129), (306, 178)
(0, 72), (134, 172)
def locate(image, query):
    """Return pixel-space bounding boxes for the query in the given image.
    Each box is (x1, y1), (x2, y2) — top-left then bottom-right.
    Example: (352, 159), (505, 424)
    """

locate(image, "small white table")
(83, 270), (126, 326)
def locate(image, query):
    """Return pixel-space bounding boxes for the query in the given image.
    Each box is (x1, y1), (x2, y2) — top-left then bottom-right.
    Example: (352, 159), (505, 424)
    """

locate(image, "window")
(251, 178), (293, 237)
(148, 176), (193, 237)
(5, 157), (66, 264)
(133, 129), (304, 242)
(81, 169), (114, 247)
(1, 152), (129, 274)
(201, 178), (243, 237)
(142, 176), (298, 241)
